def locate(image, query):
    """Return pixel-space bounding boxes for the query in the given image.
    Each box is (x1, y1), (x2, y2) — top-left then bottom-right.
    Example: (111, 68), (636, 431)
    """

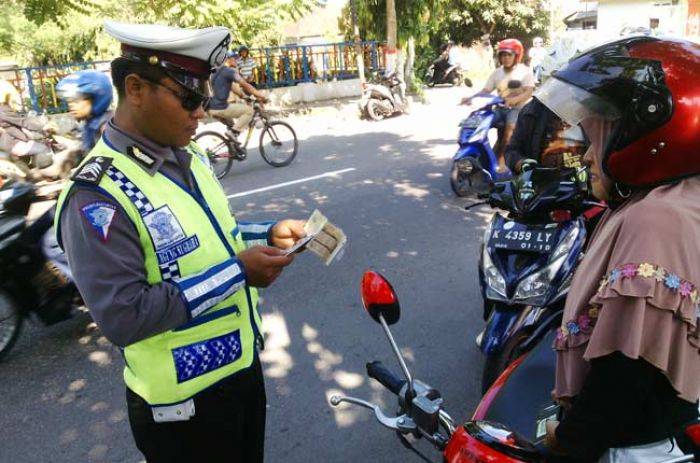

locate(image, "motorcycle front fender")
(481, 305), (551, 355)
(480, 308), (520, 355)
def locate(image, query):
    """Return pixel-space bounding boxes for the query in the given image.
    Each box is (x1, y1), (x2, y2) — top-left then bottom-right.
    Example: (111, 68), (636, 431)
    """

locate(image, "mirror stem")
(378, 313), (415, 398)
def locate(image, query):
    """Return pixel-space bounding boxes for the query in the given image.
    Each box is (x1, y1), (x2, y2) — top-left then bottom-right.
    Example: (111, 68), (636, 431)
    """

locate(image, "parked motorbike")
(359, 73), (409, 121)
(426, 58), (472, 87)
(450, 95), (512, 197)
(0, 110), (82, 182)
(472, 166), (599, 392)
(0, 180), (78, 361)
(330, 270), (700, 462)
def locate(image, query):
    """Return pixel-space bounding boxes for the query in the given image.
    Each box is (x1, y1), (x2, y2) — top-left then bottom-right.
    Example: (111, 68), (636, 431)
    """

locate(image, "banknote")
(297, 209), (347, 265)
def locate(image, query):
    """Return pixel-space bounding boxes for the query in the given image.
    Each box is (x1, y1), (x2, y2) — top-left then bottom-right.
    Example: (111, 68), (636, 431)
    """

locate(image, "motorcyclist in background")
(505, 97), (588, 175)
(56, 70), (113, 154)
(462, 39), (535, 173)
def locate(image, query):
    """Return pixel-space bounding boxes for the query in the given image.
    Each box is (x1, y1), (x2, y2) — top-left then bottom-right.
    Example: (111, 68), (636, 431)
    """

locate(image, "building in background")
(553, 0), (699, 42)
(597, 0), (684, 36)
(281, 0), (347, 45)
(564, 3), (598, 30)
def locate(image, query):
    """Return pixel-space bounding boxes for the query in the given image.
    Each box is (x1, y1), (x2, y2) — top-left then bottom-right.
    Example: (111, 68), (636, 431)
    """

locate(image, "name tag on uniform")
(152, 398), (195, 423)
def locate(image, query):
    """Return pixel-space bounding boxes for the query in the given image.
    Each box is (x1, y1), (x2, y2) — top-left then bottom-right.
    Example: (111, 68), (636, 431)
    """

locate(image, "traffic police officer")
(55, 21), (306, 462)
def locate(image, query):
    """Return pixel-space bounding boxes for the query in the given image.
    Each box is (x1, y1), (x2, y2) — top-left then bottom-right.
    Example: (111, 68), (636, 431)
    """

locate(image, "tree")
(341, 0), (548, 86)
(439, 0), (549, 46)
(2, 0), (319, 66)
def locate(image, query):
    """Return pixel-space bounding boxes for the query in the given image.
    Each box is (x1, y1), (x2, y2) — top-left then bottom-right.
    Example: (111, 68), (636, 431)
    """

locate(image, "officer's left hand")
(270, 220), (306, 249)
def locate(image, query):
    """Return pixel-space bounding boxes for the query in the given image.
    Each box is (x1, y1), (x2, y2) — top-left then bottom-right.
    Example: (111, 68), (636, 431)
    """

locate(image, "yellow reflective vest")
(55, 139), (262, 406)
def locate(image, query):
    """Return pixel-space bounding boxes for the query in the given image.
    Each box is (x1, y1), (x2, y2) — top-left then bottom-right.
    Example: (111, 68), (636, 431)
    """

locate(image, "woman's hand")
(544, 421), (568, 456)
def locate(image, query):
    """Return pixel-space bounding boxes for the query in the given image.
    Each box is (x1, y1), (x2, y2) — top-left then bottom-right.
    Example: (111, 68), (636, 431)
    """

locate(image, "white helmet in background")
(539, 37), (581, 81)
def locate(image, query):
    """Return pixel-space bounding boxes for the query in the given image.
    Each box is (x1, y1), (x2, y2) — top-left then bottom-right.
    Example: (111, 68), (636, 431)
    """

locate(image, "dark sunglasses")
(141, 76), (210, 112)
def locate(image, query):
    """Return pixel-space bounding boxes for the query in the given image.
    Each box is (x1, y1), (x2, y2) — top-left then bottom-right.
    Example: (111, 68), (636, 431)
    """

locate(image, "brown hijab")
(553, 125), (700, 403)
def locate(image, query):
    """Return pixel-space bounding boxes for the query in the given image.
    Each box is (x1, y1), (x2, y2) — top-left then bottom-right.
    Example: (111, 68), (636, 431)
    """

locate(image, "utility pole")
(351, 0), (365, 83)
(386, 0), (398, 74)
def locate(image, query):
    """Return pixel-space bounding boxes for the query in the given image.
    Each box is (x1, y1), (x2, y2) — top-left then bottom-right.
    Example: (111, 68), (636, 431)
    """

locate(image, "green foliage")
(343, 0), (549, 77)
(438, 0), (549, 45)
(2, 0), (319, 66)
(20, 0), (97, 27)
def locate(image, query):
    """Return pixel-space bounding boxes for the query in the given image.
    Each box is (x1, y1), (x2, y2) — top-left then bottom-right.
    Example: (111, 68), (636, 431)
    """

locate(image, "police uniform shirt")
(59, 121), (202, 347)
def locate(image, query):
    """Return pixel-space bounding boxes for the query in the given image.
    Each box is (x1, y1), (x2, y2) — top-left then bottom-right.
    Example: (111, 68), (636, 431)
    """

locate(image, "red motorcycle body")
(442, 331), (553, 463)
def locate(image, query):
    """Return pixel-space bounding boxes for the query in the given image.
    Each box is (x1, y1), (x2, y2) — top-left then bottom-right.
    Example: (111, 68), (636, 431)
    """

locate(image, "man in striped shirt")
(236, 46), (257, 85)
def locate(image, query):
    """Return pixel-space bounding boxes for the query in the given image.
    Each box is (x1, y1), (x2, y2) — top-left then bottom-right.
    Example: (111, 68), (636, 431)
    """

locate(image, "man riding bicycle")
(208, 51), (267, 137)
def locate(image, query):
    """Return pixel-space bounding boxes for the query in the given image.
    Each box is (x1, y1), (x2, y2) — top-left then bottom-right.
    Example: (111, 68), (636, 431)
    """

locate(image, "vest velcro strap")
(173, 329), (243, 383)
(173, 257), (246, 318)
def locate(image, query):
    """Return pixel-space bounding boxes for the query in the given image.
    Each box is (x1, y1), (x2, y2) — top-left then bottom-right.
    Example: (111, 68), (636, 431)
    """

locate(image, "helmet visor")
(56, 82), (84, 101)
(535, 76), (622, 127)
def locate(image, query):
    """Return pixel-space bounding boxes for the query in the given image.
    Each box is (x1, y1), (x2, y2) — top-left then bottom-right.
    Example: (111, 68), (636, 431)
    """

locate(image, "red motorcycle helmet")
(535, 37), (700, 187)
(497, 39), (524, 64)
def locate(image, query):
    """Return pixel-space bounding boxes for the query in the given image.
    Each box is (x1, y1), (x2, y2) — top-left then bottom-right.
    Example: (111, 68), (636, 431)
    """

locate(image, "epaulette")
(71, 156), (113, 184)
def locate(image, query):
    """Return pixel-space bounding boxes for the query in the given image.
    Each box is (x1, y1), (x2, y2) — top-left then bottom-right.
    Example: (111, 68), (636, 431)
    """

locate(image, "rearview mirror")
(361, 270), (400, 325)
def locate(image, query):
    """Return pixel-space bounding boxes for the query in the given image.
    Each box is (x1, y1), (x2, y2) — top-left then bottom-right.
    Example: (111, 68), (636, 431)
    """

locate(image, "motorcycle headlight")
(513, 253), (567, 304)
(456, 158), (474, 174)
(482, 243), (507, 298)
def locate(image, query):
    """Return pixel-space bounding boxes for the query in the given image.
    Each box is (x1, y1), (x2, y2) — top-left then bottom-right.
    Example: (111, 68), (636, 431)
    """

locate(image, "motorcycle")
(359, 73), (409, 121)
(0, 110), (83, 182)
(426, 58), (472, 87)
(472, 166), (601, 392)
(450, 95), (512, 197)
(330, 270), (700, 462)
(0, 180), (79, 361)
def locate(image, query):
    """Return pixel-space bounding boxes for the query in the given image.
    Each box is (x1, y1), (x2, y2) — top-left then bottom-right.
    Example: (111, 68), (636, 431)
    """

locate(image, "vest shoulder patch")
(71, 156), (113, 184)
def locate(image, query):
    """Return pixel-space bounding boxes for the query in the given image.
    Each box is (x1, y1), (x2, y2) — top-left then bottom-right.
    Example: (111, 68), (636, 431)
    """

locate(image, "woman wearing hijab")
(534, 37), (700, 462)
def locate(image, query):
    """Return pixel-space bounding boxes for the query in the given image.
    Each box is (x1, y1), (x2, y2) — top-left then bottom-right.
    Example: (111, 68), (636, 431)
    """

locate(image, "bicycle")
(194, 97), (299, 179)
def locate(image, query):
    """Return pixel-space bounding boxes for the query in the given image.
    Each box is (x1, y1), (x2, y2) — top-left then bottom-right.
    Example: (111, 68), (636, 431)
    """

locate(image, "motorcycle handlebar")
(366, 361), (406, 395)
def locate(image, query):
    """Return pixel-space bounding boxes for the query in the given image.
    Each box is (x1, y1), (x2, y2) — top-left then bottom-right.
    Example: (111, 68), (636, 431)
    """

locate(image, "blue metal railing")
(247, 40), (385, 88)
(5, 61), (111, 114)
(6, 41), (385, 113)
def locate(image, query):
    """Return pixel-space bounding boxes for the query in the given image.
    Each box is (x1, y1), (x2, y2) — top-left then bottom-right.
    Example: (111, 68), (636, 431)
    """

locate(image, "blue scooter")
(474, 167), (596, 393)
(450, 95), (512, 197)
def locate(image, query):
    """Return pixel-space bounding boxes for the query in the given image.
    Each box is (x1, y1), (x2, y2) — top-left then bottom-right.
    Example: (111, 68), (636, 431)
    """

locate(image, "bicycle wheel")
(193, 131), (233, 179)
(259, 121), (298, 167)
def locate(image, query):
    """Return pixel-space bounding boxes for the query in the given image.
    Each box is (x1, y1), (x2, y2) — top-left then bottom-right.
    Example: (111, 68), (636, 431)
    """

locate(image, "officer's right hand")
(238, 246), (294, 288)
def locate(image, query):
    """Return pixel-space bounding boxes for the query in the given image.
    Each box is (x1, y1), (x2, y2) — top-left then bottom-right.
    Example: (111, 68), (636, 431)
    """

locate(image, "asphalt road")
(0, 86), (492, 463)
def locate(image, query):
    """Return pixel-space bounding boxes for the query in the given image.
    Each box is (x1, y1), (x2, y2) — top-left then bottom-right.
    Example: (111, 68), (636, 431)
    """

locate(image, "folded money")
(301, 210), (347, 265)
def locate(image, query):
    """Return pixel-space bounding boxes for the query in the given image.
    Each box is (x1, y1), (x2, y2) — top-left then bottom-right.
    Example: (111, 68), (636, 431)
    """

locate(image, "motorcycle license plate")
(489, 221), (557, 253)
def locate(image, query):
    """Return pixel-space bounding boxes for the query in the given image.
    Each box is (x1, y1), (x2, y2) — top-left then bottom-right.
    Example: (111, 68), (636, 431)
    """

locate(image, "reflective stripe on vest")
(55, 138), (261, 405)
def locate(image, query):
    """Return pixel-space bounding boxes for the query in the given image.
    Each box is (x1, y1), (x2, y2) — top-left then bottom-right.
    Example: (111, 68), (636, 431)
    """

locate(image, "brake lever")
(330, 395), (417, 433)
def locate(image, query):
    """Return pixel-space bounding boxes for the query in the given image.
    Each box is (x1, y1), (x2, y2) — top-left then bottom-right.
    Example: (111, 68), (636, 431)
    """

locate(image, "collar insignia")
(127, 146), (156, 168)
(71, 156), (113, 184)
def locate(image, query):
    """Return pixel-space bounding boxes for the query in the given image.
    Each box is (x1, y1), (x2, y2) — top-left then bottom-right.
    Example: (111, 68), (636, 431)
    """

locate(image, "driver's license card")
(282, 233), (318, 256)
